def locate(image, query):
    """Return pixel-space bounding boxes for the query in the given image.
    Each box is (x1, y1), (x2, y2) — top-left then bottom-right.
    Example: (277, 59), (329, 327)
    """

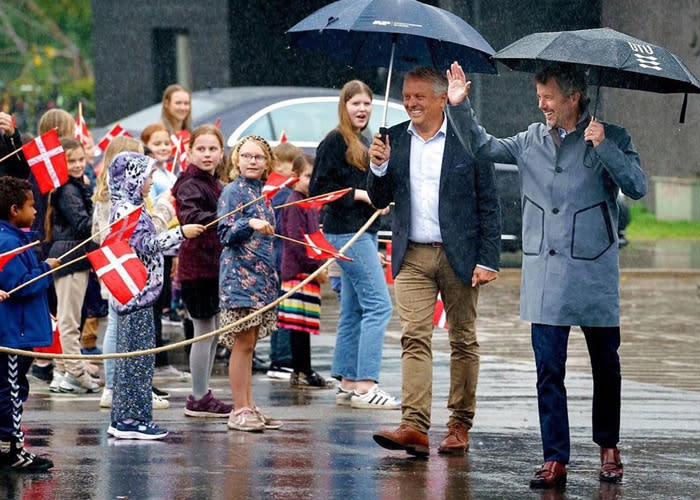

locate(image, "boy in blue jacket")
(0, 176), (59, 472)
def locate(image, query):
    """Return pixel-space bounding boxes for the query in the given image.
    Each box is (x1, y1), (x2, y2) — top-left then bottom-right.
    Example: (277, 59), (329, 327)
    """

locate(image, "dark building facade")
(93, 0), (700, 200)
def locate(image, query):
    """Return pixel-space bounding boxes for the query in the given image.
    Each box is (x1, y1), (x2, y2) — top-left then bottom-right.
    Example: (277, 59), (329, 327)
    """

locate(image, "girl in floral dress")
(217, 135), (282, 432)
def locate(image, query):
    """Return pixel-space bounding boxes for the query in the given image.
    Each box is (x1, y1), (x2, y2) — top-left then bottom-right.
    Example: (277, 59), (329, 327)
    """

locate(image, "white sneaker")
(49, 370), (65, 393)
(99, 388), (113, 408)
(350, 385), (400, 410)
(152, 392), (170, 410)
(154, 365), (191, 382)
(59, 372), (101, 394)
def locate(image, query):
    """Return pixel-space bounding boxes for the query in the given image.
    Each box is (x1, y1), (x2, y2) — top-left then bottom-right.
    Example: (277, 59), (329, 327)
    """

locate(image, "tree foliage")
(0, 0), (94, 133)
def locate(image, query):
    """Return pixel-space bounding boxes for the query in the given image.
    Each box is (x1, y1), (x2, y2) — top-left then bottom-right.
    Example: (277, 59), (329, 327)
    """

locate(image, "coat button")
(555, 166), (563, 173)
(552, 208), (560, 214)
(549, 249), (556, 256)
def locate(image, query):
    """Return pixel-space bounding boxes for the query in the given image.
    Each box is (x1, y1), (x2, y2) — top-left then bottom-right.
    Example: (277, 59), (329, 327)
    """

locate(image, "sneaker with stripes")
(0, 438), (53, 473)
(350, 385), (400, 410)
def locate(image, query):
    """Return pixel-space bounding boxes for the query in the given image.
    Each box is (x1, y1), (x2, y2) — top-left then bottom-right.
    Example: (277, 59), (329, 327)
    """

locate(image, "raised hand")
(446, 61), (471, 106)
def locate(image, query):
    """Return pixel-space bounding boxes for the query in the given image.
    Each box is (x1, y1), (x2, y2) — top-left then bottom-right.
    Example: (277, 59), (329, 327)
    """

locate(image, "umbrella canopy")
(494, 28), (700, 95)
(287, 0), (496, 73)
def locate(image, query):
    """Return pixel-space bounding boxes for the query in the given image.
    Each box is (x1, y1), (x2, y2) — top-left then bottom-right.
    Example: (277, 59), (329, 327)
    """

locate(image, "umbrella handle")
(379, 127), (388, 143)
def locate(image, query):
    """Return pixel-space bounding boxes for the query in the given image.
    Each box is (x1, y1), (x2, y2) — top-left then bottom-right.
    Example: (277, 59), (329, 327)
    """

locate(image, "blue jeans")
(103, 304), (118, 390)
(325, 232), (392, 382)
(531, 323), (621, 464)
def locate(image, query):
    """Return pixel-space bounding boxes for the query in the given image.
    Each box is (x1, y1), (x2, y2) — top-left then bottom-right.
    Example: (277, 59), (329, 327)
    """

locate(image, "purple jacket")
(172, 164), (223, 281)
(279, 190), (324, 282)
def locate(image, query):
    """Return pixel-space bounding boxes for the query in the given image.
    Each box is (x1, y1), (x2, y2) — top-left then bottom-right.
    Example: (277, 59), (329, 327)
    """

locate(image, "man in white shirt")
(367, 67), (501, 456)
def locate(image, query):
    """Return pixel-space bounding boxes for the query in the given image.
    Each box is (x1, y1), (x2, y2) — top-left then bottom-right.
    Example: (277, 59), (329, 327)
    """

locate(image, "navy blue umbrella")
(494, 28), (700, 121)
(287, 0), (496, 127)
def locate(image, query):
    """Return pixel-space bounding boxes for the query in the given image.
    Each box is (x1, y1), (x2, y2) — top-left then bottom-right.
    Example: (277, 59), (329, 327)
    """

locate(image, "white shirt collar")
(406, 113), (447, 142)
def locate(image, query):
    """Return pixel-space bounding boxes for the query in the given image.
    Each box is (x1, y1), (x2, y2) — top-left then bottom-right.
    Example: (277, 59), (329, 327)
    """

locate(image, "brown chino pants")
(394, 243), (480, 433)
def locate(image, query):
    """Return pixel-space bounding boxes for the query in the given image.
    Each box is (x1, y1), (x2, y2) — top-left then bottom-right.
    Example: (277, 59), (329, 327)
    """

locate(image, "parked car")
(103, 86), (649, 253)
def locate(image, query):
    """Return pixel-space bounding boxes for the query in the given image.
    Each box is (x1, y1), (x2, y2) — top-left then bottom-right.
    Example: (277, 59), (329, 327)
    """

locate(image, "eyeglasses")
(240, 153), (267, 163)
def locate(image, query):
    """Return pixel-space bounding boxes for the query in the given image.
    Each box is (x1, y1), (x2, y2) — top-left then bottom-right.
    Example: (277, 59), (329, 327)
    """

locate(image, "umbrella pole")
(380, 39), (397, 135)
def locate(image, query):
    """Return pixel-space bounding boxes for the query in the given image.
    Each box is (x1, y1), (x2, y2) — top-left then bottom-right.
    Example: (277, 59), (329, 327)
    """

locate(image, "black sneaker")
(290, 371), (334, 390)
(30, 363), (53, 383)
(151, 386), (170, 399)
(266, 364), (293, 380)
(0, 438), (54, 473)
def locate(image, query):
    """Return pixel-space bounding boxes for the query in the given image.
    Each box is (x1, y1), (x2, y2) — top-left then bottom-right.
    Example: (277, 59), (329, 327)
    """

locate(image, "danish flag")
(87, 240), (147, 305)
(102, 205), (142, 247)
(303, 231), (352, 261)
(97, 123), (131, 153)
(75, 102), (90, 147)
(263, 171), (299, 200)
(21, 129), (68, 194)
(433, 293), (448, 329)
(168, 130), (190, 173)
(283, 188), (352, 210)
(0, 241), (38, 271)
(279, 130), (288, 143)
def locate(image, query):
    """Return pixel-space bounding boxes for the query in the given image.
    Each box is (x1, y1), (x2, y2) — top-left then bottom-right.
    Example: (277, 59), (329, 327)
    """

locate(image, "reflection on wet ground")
(2, 265), (698, 500)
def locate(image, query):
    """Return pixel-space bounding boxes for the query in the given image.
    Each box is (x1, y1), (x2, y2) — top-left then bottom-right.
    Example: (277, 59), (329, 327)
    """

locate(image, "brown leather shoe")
(437, 422), (469, 454)
(529, 461), (567, 489)
(373, 424), (429, 457)
(600, 447), (623, 483)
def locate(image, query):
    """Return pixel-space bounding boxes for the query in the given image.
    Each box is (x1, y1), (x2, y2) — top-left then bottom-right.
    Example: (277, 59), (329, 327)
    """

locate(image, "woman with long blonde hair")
(308, 80), (397, 409)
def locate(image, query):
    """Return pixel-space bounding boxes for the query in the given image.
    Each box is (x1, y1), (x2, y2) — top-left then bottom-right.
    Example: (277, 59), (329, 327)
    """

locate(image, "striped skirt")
(277, 275), (321, 335)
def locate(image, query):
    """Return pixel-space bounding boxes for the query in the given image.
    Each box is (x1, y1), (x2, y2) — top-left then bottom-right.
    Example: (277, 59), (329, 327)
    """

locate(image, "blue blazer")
(367, 117), (501, 285)
(0, 220), (53, 349)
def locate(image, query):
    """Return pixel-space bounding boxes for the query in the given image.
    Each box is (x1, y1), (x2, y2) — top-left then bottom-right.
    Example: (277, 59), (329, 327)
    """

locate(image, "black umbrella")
(494, 28), (700, 121)
(287, 0), (496, 128)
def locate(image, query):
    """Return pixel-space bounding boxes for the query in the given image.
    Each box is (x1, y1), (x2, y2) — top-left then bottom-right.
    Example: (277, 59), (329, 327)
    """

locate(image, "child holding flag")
(0, 176), (59, 472)
(106, 152), (203, 440)
(218, 135), (281, 432)
(278, 154), (331, 389)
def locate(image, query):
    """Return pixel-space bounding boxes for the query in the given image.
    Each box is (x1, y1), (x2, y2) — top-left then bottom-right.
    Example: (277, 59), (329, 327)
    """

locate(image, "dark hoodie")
(108, 152), (184, 314)
(171, 163), (223, 281)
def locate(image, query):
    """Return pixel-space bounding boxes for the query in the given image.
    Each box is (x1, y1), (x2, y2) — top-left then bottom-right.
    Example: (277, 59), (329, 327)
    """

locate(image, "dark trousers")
(288, 329), (312, 375)
(0, 354), (33, 441)
(531, 324), (621, 464)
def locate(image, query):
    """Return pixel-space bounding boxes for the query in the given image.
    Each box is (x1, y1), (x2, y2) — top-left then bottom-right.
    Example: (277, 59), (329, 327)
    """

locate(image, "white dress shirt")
(369, 116), (496, 273)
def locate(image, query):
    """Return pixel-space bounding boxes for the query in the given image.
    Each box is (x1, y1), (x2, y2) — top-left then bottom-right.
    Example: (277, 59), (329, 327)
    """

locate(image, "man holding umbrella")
(445, 61), (646, 487)
(367, 66), (501, 457)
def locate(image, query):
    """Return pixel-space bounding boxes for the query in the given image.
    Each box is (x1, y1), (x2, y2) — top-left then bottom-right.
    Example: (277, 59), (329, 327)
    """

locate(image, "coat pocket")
(571, 202), (614, 260)
(521, 196), (544, 256)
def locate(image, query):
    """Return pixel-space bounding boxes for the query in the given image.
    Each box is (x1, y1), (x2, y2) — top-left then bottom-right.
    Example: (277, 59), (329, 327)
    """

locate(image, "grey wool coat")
(448, 99), (647, 327)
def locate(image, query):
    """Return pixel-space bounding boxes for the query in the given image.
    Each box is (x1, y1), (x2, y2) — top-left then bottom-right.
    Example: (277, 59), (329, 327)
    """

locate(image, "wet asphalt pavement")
(3, 267), (700, 500)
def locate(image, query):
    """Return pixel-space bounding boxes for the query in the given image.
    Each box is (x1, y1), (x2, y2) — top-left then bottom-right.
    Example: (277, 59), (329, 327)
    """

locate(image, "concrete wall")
(602, 0), (700, 208)
(93, 0), (230, 124)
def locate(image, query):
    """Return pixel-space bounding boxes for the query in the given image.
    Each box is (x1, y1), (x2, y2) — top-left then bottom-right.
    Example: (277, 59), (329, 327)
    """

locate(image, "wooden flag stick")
(271, 233), (353, 262)
(55, 205), (143, 262)
(0, 146), (23, 164)
(272, 187), (352, 210)
(7, 254), (88, 296)
(204, 195), (265, 230)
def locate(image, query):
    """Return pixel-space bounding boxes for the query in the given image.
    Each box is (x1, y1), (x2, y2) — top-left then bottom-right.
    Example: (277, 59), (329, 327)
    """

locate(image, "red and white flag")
(0, 241), (39, 271)
(263, 171), (299, 200)
(102, 206), (142, 247)
(284, 188), (352, 210)
(279, 130), (288, 143)
(21, 129), (68, 194)
(214, 117), (222, 130)
(87, 240), (147, 305)
(303, 231), (352, 262)
(75, 102), (89, 147)
(169, 130), (190, 173)
(97, 123), (131, 153)
(433, 293), (449, 329)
